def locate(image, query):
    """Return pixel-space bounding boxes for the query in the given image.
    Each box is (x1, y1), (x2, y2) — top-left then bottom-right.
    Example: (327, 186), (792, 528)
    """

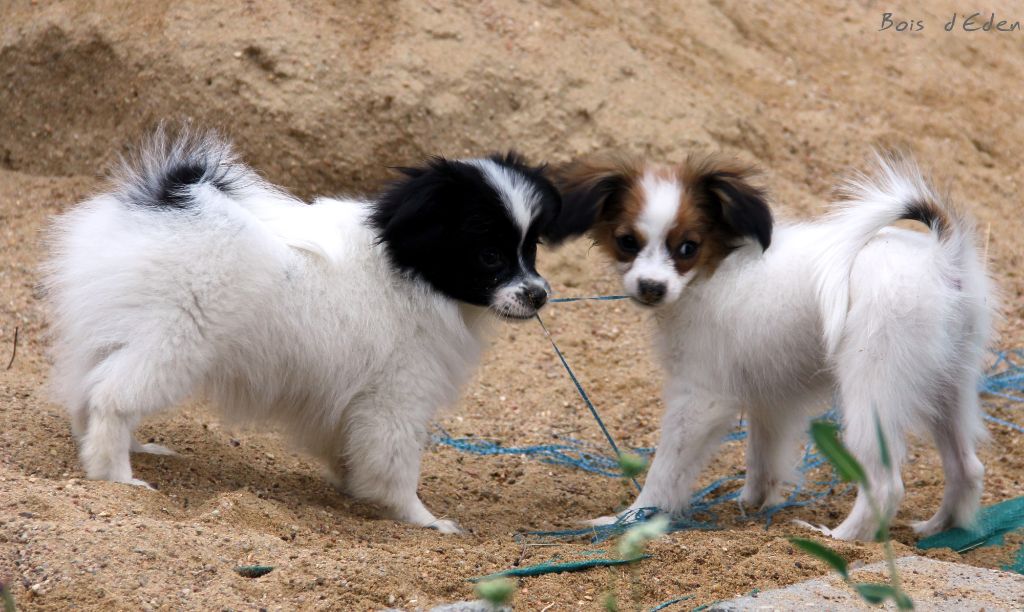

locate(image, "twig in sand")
(5, 327), (17, 370)
(514, 538), (528, 567)
(983, 222), (991, 263)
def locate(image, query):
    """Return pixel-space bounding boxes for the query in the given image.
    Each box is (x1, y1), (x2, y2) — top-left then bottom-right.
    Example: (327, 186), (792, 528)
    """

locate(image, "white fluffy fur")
(601, 155), (995, 540)
(42, 142), (519, 533)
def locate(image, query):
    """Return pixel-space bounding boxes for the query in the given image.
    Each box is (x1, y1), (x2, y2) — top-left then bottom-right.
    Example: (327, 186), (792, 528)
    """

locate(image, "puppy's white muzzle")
(621, 253), (686, 307)
(490, 276), (550, 319)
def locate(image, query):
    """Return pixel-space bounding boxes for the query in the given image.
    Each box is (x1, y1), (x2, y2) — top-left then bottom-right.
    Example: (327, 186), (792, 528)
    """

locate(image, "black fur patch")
(902, 198), (949, 239)
(696, 171), (773, 251)
(157, 162), (208, 208)
(547, 165), (630, 244)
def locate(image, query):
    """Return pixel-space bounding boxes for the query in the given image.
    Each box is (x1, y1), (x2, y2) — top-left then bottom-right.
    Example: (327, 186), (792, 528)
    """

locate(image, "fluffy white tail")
(816, 152), (974, 357)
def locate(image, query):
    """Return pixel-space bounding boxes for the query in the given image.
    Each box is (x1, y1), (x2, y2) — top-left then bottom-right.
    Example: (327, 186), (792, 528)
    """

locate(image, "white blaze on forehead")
(636, 170), (683, 245)
(466, 158), (538, 240)
(623, 170), (690, 305)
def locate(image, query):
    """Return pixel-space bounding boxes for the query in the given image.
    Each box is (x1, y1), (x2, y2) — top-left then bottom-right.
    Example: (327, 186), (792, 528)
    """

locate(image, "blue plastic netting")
(435, 312), (1024, 546)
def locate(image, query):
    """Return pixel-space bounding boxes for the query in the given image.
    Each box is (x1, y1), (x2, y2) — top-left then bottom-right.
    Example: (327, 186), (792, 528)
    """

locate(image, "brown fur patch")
(673, 155), (766, 276)
(553, 155), (645, 263)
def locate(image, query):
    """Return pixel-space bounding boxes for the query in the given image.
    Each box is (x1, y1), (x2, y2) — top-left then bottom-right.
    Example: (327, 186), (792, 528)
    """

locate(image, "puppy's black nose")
(524, 285), (548, 309)
(637, 280), (667, 304)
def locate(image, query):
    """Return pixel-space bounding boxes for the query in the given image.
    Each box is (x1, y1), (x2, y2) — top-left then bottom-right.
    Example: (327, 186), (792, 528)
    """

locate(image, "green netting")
(916, 496), (1024, 573)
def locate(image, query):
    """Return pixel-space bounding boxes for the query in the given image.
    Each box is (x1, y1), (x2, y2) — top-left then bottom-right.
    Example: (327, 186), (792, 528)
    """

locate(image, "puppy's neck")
(458, 303), (496, 336)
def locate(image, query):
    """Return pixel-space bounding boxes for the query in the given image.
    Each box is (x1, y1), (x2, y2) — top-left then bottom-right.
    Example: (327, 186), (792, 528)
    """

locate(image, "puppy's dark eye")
(615, 233), (640, 255)
(479, 248), (504, 269)
(678, 241), (699, 259)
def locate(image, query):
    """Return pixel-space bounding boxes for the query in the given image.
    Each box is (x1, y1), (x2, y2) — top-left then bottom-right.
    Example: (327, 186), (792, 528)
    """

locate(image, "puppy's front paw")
(132, 442), (177, 456)
(739, 481), (785, 511)
(124, 478), (156, 490)
(582, 514), (621, 527)
(427, 518), (462, 534)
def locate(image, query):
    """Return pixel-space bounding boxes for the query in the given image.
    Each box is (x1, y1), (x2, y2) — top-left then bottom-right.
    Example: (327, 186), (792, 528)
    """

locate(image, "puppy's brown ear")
(544, 158), (634, 245)
(688, 157), (773, 251)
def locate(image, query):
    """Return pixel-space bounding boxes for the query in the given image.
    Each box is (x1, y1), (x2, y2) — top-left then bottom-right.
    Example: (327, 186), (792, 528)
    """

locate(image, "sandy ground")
(2, 1), (1023, 610)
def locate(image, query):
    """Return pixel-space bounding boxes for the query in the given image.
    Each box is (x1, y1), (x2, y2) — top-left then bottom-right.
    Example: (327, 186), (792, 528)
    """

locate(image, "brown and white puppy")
(553, 153), (993, 541)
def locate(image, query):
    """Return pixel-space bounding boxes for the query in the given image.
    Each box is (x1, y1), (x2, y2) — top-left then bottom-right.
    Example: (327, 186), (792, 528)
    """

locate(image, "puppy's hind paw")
(791, 519), (834, 538)
(911, 514), (951, 537)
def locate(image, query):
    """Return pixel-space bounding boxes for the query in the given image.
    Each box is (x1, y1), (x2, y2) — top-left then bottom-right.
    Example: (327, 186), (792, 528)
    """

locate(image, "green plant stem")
(867, 492), (902, 591)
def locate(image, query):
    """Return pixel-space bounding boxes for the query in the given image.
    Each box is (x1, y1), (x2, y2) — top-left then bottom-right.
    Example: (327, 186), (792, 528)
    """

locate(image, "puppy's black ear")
(545, 158), (634, 245)
(370, 157), (460, 265)
(690, 158), (773, 251)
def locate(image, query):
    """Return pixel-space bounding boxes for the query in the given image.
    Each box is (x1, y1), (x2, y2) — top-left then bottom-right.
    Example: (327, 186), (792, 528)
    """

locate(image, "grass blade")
(1, 582), (14, 612)
(788, 538), (849, 579)
(810, 421), (867, 486)
(874, 410), (891, 470)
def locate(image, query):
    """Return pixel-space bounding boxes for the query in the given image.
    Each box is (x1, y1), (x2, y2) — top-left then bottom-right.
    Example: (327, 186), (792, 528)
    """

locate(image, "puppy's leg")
(80, 345), (201, 487)
(741, 407), (805, 510)
(611, 386), (738, 519)
(829, 385), (908, 541)
(69, 402), (89, 441)
(913, 379), (985, 536)
(339, 396), (458, 533)
(81, 402), (143, 486)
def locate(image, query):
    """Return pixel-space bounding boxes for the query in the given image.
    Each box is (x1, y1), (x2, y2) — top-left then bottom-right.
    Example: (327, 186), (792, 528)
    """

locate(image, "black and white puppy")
(44, 128), (564, 532)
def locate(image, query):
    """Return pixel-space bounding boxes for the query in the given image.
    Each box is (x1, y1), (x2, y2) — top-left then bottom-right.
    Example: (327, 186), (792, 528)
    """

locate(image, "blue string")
(984, 413), (1024, 433)
(648, 595), (693, 611)
(534, 312), (643, 493)
(549, 295), (630, 303)
(433, 429), (630, 478)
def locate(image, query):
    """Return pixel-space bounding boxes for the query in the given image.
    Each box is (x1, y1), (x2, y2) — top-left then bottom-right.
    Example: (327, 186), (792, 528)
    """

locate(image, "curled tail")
(816, 151), (976, 357)
(112, 124), (262, 210)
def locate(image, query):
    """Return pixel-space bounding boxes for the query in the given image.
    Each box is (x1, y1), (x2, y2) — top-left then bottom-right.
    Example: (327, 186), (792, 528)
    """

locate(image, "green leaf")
(810, 421), (867, 486)
(476, 577), (516, 607)
(893, 589), (915, 610)
(602, 592), (619, 612)
(874, 410), (891, 470)
(857, 583), (915, 608)
(617, 514), (670, 559)
(788, 538), (849, 579)
(234, 565), (274, 578)
(617, 452), (648, 479)
(854, 583), (898, 604)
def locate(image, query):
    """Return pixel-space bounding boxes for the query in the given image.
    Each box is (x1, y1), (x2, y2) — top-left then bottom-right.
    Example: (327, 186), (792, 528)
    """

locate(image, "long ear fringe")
(686, 155), (773, 251)
(546, 156), (637, 245)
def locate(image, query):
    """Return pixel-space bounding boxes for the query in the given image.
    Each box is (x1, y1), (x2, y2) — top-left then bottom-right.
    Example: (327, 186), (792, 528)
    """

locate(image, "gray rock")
(711, 555), (1024, 611)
